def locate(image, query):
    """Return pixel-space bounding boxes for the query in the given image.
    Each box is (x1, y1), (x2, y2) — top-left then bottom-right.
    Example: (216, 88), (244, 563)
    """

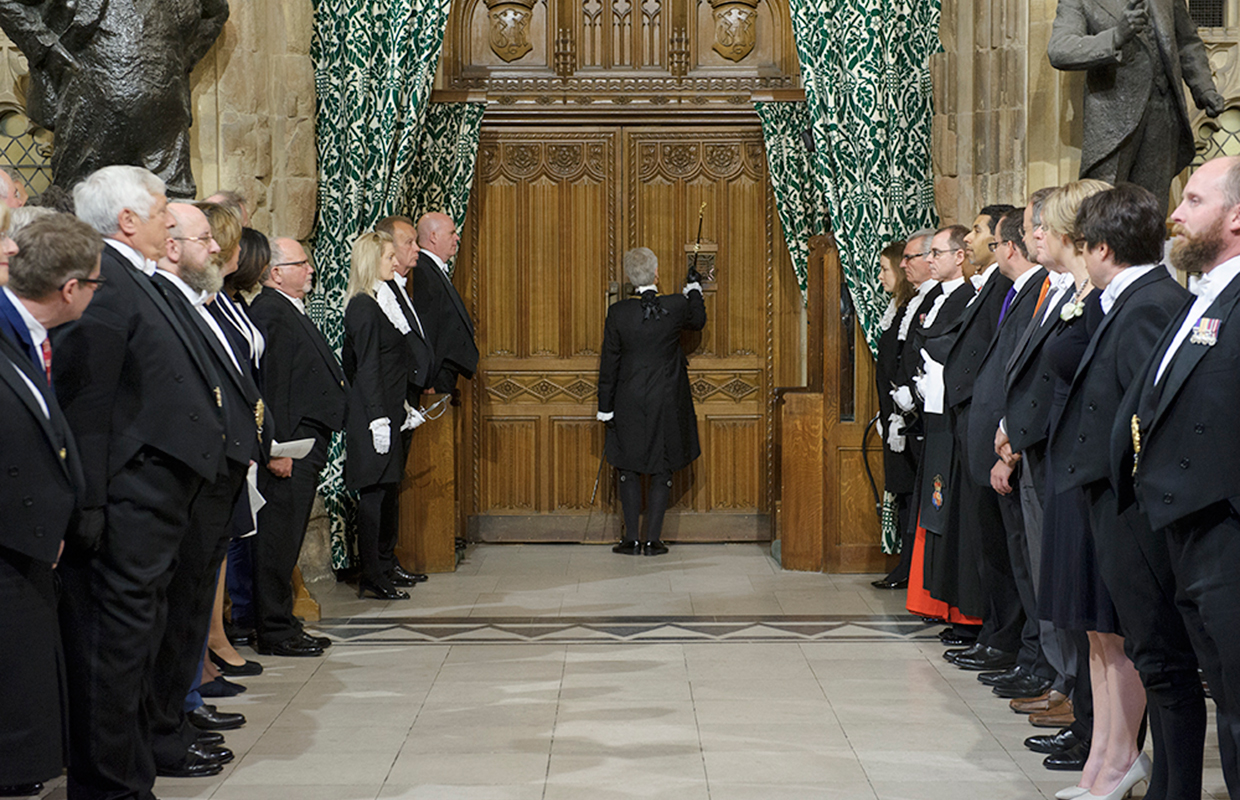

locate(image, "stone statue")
(1048, 0), (1225, 214)
(0, 1), (229, 198)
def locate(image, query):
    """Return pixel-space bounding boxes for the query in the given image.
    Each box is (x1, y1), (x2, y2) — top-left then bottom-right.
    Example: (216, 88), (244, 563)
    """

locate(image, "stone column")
(191, 0), (317, 239)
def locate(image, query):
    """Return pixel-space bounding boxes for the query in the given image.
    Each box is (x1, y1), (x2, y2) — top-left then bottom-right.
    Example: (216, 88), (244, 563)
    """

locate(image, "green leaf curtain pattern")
(408, 102), (488, 253)
(754, 101), (831, 304)
(310, 0), (455, 568)
(786, 0), (941, 353)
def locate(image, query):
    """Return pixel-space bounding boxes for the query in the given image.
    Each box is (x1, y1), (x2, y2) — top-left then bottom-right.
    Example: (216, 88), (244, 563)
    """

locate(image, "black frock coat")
(874, 303), (917, 494)
(598, 289), (706, 474)
(342, 293), (416, 490)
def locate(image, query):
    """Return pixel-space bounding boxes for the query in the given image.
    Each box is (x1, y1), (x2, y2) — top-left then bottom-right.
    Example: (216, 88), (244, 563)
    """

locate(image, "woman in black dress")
(871, 240), (917, 588)
(1039, 180), (1149, 800)
(343, 231), (417, 599)
(597, 247), (706, 556)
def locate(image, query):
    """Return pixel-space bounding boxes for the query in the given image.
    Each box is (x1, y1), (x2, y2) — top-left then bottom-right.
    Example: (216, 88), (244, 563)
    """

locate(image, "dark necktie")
(996, 286), (1016, 329)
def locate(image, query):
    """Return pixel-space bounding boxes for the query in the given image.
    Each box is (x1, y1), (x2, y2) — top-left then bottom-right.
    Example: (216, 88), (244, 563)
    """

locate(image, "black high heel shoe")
(358, 578), (410, 600)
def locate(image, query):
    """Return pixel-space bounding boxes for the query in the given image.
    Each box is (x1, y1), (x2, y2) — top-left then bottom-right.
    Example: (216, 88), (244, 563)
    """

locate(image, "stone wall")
(931, 0), (1031, 224)
(190, 0), (317, 238)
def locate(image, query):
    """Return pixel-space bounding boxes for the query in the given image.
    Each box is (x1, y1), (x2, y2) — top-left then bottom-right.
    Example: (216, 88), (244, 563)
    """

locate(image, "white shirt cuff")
(596, 411), (614, 422)
(683, 282), (702, 296)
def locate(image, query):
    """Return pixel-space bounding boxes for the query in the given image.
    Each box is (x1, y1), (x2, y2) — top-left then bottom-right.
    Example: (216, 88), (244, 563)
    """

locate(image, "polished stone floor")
(38, 543), (1226, 799)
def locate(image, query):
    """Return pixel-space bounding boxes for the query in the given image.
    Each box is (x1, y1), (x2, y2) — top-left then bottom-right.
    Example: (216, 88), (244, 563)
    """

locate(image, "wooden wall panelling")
(397, 404), (460, 573)
(480, 415), (539, 512)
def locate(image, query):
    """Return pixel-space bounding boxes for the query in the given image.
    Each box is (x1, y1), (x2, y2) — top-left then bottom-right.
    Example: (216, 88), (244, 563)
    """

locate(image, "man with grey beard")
(146, 202), (267, 777)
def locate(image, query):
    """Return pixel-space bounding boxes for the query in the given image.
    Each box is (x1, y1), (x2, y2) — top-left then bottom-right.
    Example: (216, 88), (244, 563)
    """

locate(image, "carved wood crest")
(485, 0), (537, 62)
(709, 0), (759, 62)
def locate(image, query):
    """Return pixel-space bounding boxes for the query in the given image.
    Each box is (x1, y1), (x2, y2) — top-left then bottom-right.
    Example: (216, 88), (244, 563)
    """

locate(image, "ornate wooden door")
(459, 122), (787, 542)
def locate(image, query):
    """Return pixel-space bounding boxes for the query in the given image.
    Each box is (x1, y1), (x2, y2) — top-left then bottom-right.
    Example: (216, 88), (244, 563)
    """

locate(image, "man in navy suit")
(0, 213), (104, 378)
(0, 212), (93, 798)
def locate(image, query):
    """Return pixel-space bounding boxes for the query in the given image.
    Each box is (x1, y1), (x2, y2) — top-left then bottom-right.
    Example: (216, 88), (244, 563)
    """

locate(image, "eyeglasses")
(988, 241), (1005, 252)
(60, 276), (107, 290)
(273, 259), (311, 269)
(172, 234), (216, 245)
(929, 247), (961, 259)
(900, 251), (929, 262)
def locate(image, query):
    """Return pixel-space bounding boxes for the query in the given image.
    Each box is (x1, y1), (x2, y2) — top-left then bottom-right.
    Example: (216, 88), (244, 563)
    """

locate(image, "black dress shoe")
(392, 565), (428, 583)
(389, 571), (417, 587)
(209, 649), (263, 676)
(0, 784), (43, 797)
(992, 674), (1053, 699)
(256, 636), (323, 657)
(943, 643), (983, 663)
(225, 623), (256, 648)
(1043, 739), (1090, 770)
(188, 741), (234, 766)
(612, 540), (642, 555)
(196, 730), (225, 746)
(952, 645), (1017, 672)
(198, 676), (247, 698)
(939, 631), (975, 646)
(643, 540), (669, 556)
(358, 578), (410, 600)
(870, 578), (908, 589)
(978, 666), (1023, 686)
(188, 704), (246, 731)
(155, 744), (228, 778)
(1025, 727), (1080, 754)
(299, 631), (331, 649)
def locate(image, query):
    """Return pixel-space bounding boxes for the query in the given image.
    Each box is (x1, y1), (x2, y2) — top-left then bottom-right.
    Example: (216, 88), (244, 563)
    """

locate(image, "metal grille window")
(0, 109), (52, 196)
(1194, 108), (1240, 166)
(1188, 0), (1226, 28)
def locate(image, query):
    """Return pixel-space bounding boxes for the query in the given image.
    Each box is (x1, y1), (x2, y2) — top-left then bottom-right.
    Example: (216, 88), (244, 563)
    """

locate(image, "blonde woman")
(343, 231), (419, 600)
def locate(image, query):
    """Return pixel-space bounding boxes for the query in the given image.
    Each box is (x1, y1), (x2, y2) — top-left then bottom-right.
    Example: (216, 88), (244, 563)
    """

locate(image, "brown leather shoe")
(1028, 698), (1075, 728)
(1010, 689), (1067, 714)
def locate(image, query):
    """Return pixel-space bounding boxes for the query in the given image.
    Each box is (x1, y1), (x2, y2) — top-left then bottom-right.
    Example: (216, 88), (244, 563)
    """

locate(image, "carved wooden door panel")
(462, 123), (776, 542)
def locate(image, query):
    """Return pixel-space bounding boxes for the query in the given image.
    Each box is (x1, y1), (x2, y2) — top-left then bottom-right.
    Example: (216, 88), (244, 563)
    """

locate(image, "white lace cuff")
(683, 282), (702, 296)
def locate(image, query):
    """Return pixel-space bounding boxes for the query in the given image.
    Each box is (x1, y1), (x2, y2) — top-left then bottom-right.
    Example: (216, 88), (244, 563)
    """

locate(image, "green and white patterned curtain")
(408, 102), (488, 251)
(787, 0), (941, 353)
(754, 101), (830, 303)
(310, 0), (454, 568)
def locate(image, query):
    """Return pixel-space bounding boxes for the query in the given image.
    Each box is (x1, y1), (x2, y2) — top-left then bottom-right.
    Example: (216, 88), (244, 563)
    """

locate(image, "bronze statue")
(1048, 0), (1224, 214)
(0, 1), (229, 198)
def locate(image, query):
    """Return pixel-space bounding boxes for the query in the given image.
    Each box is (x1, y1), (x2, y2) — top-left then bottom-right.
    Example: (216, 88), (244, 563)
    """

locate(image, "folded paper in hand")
(270, 438), (315, 459)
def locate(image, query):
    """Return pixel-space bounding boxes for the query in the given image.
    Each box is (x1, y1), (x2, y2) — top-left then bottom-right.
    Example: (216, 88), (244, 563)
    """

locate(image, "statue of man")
(0, 1), (229, 198)
(1048, 0), (1225, 214)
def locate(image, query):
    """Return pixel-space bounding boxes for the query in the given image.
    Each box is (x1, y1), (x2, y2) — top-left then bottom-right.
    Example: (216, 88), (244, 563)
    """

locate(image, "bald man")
(411, 212), (477, 393)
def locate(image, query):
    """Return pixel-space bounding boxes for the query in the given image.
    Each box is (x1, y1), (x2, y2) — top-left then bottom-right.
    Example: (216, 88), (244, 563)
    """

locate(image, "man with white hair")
(51, 165), (227, 799)
(412, 211), (476, 393)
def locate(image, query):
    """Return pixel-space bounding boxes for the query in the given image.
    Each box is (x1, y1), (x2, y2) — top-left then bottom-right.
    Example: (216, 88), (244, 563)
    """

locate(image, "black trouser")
(254, 425), (329, 648)
(618, 469), (672, 543)
(148, 462), (247, 768)
(357, 482), (401, 585)
(1160, 502), (1240, 797)
(59, 447), (204, 800)
(1069, 629), (1094, 743)
(883, 493), (914, 582)
(0, 548), (64, 786)
(997, 478), (1054, 681)
(1089, 484), (1204, 800)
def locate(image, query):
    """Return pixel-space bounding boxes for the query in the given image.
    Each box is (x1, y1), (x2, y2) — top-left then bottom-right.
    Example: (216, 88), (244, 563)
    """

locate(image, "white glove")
(887, 413), (906, 453)
(370, 417), (391, 455)
(401, 402), (426, 432)
(890, 385), (915, 412)
(919, 348), (946, 414)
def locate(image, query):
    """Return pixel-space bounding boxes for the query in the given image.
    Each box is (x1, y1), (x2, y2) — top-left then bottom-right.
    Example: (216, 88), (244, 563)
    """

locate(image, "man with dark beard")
(1115, 155), (1240, 794)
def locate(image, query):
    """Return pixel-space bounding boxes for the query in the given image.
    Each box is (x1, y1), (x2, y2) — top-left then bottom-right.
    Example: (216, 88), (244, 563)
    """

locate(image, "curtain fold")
(787, 0), (941, 353)
(407, 101), (488, 275)
(310, 0), (454, 568)
(754, 101), (830, 304)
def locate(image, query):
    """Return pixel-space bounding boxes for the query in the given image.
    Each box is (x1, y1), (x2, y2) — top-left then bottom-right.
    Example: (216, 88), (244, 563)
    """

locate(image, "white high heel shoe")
(1054, 786), (1088, 799)
(1081, 752), (1151, 800)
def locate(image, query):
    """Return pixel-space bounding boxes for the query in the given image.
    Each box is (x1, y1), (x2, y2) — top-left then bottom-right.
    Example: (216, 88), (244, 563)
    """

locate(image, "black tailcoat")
(247, 285), (347, 436)
(387, 277), (435, 396)
(342, 293), (416, 490)
(598, 289), (706, 474)
(944, 270), (1013, 410)
(410, 252), (478, 392)
(875, 303), (917, 493)
(965, 268), (1047, 486)
(1004, 285), (1074, 454)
